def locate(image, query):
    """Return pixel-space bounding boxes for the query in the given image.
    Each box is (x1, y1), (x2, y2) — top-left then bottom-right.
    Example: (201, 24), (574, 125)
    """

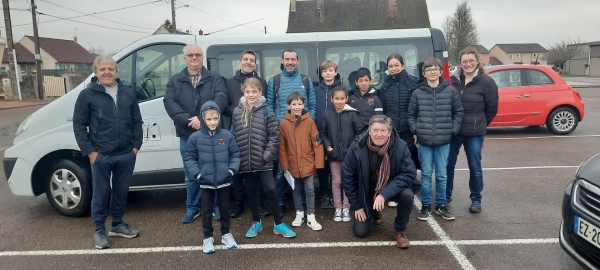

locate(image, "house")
(287, 0), (430, 33)
(153, 25), (191, 35)
(489, 43), (548, 65)
(1, 36), (96, 76)
(472, 45), (490, 66)
(563, 41), (600, 76)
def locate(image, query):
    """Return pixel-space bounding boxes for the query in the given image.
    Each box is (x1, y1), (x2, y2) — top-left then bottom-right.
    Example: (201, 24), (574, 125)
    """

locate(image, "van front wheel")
(45, 159), (92, 217)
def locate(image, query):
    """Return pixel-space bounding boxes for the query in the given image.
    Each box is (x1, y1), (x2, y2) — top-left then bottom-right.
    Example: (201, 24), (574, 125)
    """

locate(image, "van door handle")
(517, 94), (530, 98)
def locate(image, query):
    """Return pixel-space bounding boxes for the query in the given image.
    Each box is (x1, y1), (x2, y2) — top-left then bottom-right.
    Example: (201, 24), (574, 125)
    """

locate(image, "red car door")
(488, 69), (531, 125)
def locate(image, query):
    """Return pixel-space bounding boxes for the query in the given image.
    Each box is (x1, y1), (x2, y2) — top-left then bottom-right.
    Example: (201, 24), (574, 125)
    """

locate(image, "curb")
(570, 85), (600, 88)
(0, 103), (47, 111)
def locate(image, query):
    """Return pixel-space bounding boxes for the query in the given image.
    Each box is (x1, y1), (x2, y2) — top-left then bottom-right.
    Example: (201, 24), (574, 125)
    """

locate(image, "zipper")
(432, 88), (436, 143)
(248, 113), (253, 171)
(211, 134), (218, 187)
(474, 115), (477, 130)
(95, 109), (102, 134)
(112, 92), (120, 150)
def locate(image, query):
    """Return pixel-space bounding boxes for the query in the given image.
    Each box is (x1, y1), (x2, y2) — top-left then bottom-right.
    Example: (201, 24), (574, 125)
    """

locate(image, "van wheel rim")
(50, 169), (82, 209)
(552, 111), (575, 132)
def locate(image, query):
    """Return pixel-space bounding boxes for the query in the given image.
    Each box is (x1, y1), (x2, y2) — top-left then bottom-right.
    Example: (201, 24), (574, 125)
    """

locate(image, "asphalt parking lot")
(1, 87), (599, 269)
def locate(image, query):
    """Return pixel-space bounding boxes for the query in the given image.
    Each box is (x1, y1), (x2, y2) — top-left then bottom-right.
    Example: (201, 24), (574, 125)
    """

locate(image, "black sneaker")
(435, 205), (455, 220)
(320, 196), (330, 209)
(446, 197), (452, 204)
(417, 205), (431, 221)
(230, 201), (245, 218)
(279, 205), (286, 218)
(259, 204), (271, 217)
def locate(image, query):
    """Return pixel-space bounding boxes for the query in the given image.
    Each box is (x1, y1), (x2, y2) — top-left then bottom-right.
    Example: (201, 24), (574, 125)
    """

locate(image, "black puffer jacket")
(348, 87), (384, 125)
(378, 69), (418, 133)
(319, 105), (364, 161)
(224, 70), (267, 117)
(407, 78), (464, 146)
(231, 97), (279, 172)
(450, 68), (499, 136)
(163, 67), (228, 139)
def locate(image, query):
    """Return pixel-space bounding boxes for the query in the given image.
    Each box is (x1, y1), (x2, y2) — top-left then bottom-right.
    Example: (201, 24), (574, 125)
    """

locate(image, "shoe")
(182, 211), (200, 224)
(320, 196), (331, 209)
(292, 210), (305, 227)
(279, 205), (286, 218)
(246, 221), (263, 238)
(221, 233), (237, 249)
(273, 222), (296, 238)
(447, 197), (452, 204)
(329, 197), (335, 209)
(108, 222), (139, 238)
(342, 208), (351, 222)
(94, 229), (110, 249)
(259, 204), (271, 217)
(230, 201), (245, 218)
(388, 201), (398, 207)
(374, 211), (384, 225)
(418, 205), (431, 221)
(306, 214), (323, 231)
(435, 205), (455, 220)
(333, 208), (342, 222)
(394, 232), (410, 248)
(470, 200), (481, 213)
(203, 237), (215, 254)
(213, 205), (221, 221)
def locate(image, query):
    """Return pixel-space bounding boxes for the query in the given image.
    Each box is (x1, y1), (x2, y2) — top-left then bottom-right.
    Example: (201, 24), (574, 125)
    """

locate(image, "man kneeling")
(342, 115), (420, 248)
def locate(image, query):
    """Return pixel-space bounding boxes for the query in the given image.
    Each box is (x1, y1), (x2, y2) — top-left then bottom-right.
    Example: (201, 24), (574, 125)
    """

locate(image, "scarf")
(367, 136), (391, 199)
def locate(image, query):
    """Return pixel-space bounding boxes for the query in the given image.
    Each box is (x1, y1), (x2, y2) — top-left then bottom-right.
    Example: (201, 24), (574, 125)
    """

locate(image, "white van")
(4, 28), (447, 216)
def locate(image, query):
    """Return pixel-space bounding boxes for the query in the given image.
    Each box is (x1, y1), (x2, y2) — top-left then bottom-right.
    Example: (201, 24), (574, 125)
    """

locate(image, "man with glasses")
(164, 44), (228, 224)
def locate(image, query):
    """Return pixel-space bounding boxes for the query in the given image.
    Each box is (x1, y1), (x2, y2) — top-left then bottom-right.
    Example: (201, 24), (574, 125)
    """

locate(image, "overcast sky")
(2, 0), (600, 53)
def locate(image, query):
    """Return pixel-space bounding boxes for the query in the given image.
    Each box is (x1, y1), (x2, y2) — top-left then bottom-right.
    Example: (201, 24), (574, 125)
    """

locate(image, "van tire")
(45, 159), (92, 217)
(546, 107), (578, 135)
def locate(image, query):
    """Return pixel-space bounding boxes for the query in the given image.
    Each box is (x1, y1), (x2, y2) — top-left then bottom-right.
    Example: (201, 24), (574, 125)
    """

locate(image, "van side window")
(131, 44), (185, 102)
(263, 49), (309, 82)
(117, 54), (134, 88)
(217, 52), (262, 79)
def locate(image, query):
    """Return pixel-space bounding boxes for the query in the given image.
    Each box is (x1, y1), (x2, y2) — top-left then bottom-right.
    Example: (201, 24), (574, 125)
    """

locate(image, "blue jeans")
(180, 138), (218, 213)
(418, 144), (450, 205)
(446, 135), (484, 201)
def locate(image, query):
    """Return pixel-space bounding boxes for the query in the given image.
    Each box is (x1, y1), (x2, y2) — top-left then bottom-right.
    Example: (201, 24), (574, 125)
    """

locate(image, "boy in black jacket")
(407, 58), (464, 221)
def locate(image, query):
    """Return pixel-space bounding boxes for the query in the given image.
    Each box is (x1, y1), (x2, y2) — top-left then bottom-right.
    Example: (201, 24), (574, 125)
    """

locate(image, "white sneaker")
(292, 210), (304, 227)
(333, 208), (342, 222)
(307, 214), (322, 231)
(388, 201), (398, 207)
(342, 208), (351, 222)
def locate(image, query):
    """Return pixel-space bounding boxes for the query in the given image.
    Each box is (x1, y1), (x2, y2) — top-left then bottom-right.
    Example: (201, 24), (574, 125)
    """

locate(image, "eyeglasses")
(424, 68), (440, 73)
(461, 59), (477, 65)
(186, 53), (203, 59)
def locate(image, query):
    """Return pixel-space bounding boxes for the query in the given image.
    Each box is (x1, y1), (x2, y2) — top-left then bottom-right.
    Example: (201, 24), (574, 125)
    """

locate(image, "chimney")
(74, 36), (78, 43)
(198, 29), (203, 35)
(290, 0), (296, 13)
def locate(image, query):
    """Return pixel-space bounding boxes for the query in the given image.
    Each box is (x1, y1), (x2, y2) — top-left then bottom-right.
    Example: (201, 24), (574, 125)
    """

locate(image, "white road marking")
(487, 134), (600, 140)
(0, 238), (560, 257)
(455, 165), (578, 171)
(582, 98), (600, 101)
(414, 197), (475, 270)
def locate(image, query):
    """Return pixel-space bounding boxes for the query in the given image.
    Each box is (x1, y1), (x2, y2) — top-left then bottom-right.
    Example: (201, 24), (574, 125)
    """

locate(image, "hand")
(327, 146), (333, 152)
(188, 116), (200, 130)
(373, 194), (386, 212)
(354, 208), (367, 222)
(413, 135), (418, 145)
(133, 148), (138, 154)
(88, 152), (98, 164)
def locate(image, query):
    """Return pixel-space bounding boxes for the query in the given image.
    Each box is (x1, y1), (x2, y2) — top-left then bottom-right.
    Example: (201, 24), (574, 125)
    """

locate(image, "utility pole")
(2, 0), (19, 100)
(171, 0), (176, 31)
(30, 0), (44, 99)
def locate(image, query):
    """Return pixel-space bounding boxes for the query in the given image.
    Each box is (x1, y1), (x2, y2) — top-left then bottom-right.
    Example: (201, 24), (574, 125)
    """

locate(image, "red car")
(485, 65), (585, 134)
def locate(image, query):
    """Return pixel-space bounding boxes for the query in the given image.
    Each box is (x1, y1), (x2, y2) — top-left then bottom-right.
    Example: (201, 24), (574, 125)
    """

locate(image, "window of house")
(533, 53), (537, 58)
(509, 54), (513, 60)
(539, 53), (544, 59)
(516, 54), (521, 58)
(478, 54), (482, 59)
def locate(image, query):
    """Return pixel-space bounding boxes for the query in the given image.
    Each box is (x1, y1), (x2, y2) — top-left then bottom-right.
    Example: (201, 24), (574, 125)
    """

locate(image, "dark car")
(560, 152), (600, 269)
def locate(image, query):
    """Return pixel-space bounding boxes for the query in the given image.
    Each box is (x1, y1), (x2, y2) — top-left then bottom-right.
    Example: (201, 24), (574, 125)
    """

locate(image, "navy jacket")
(342, 129), (420, 219)
(314, 74), (341, 128)
(319, 104), (364, 161)
(348, 87), (384, 125)
(164, 67), (228, 139)
(184, 101), (240, 189)
(378, 70), (418, 133)
(73, 77), (143, 157)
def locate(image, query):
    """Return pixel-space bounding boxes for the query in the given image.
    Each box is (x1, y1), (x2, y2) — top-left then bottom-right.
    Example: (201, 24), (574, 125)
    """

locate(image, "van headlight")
(16, 115), (32, 136)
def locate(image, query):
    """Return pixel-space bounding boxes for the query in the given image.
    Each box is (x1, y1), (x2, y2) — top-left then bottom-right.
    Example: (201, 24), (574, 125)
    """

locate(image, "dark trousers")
(352, 188), (414, 238)
(201, 187), (231, 238)
(317, 161), (332, 198)
(232, 174), (266, 205)
(243, 171), (282, 224)
(91, 151), (136, 230)
(399, 131), (421, 171)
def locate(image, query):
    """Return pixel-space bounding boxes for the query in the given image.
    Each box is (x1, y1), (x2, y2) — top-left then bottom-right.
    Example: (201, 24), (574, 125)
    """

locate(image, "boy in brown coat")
(279, 92), (325, 232)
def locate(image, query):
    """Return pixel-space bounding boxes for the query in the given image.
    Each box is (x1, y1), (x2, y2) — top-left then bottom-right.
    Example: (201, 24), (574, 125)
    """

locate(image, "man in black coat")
(73, 55), (143, 249)
(163, 44), (228, 224)
(224, 50), (269, 218)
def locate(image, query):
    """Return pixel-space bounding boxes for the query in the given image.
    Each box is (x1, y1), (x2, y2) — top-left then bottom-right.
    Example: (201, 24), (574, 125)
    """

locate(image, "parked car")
(485, 65), (584, 134)
(560, 152), (600, 269)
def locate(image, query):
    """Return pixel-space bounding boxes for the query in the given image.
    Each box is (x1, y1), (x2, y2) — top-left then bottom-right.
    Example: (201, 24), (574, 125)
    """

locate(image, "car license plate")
(574, 215), (600, 249)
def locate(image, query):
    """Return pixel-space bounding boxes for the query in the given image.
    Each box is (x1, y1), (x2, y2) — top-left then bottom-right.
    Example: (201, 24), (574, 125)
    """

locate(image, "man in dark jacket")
(163, 44), (228, 223)
(73, 55), (143, 249)
(342, 115), (420, 248)
(224, 50), (269, 218)
(407, 58), (464, 222)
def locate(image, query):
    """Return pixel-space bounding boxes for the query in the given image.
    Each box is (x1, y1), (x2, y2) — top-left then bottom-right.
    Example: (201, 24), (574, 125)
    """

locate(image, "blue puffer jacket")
(184, 100), (240, 189)
(266, 68), (316, 122)
(314, 74), (341, 128)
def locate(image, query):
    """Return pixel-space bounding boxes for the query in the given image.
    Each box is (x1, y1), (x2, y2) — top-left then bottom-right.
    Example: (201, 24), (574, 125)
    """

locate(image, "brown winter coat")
(278, 110), (325, 178)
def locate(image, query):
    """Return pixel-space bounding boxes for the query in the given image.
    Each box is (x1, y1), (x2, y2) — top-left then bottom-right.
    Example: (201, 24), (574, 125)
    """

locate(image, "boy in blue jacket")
(185, 100), (241, 254)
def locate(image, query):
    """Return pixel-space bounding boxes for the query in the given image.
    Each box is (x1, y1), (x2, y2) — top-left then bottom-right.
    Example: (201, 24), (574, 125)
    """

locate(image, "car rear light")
(573, 89), (582, 100)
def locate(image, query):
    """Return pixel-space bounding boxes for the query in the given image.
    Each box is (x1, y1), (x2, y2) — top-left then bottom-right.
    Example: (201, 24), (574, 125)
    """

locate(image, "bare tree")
(87, 44), (105, 56)
(546, 37), (584, 70)
(442, 0), (480, 65)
